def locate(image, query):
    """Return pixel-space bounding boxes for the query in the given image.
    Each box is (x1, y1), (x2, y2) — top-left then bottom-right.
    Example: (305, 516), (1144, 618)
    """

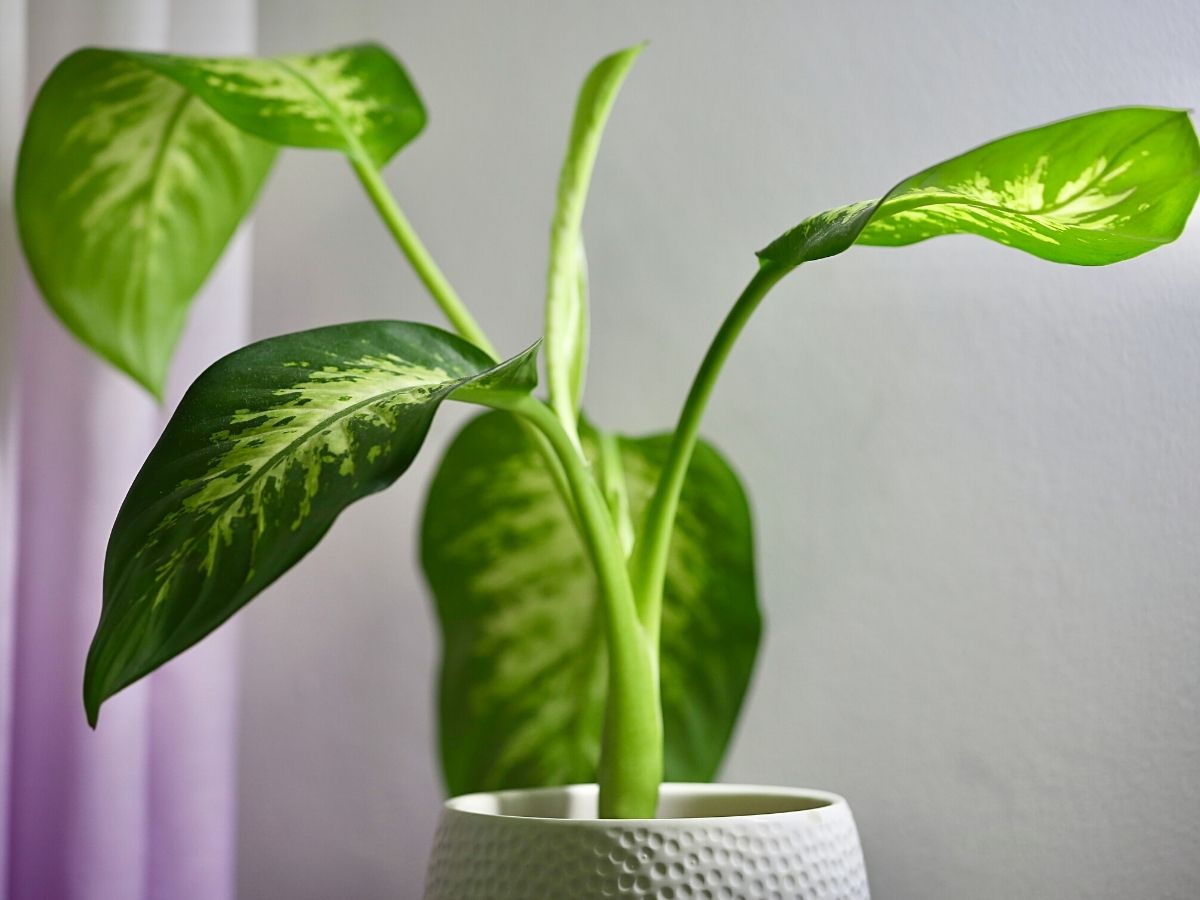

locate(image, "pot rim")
(442, 782), (849, 825)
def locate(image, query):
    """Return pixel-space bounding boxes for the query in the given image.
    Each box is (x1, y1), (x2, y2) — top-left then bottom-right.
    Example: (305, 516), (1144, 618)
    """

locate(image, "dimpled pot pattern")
(424, 783), (869, 899)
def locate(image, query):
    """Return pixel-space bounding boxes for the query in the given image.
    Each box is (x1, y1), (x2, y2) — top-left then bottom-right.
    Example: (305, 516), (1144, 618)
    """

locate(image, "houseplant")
(14, 38), (1198, 898)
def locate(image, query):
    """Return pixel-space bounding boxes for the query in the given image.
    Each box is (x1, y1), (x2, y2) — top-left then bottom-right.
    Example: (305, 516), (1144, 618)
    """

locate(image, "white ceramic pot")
(424, 782), (869, 899)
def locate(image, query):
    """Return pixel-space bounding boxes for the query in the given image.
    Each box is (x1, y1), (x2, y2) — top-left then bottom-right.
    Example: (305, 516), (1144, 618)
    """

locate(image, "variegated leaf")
(15, 49), (277, 396)
(758, 107), (1200, 269)
(421, 411), (759, 795)
(16, 43), (424, 396)
(130, 43), (425, 166)
(87, 322), (538, 725)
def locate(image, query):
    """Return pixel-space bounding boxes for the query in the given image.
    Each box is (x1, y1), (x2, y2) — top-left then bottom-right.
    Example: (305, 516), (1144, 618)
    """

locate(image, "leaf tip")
(131, 368), (167, 404)
(606, 41), (647, 68)
(83, 639), (111, 728)
(146, 381), (167, 405)
(83, 680), (102, 729)
(625, 41), (648, 64)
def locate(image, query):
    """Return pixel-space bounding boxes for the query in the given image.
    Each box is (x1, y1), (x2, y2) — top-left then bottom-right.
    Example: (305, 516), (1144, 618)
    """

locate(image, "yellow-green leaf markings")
(16, 43), (425, 396)
(130, 43), (425, 167)
(87, 322), (538, 726)
(628, 109), (1200, 717)
(421, 411), (759, 794)
(16, 49), (276, 396)
(758, 107), (1200, 270)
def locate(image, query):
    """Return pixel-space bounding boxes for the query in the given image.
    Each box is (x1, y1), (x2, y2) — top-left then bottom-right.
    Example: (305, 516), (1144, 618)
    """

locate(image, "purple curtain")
(1, 1), (255, 897)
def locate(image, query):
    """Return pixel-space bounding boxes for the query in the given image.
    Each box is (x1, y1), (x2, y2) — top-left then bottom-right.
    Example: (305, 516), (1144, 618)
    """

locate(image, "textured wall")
(240, 2), (1200, 897)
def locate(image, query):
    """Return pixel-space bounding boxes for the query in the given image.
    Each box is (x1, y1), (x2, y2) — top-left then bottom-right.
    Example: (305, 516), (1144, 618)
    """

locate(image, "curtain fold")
(2, 1), (254, 897)
(0, 0), (27, 889)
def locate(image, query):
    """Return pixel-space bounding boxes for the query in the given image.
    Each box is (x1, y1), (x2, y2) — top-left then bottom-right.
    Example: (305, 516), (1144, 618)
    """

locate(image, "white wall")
(237, 2), (1200, 897)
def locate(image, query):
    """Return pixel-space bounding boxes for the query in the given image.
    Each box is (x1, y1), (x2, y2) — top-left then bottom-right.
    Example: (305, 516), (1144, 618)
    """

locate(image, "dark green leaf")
(421, 411), (759, 794)
(87, 321), (538, 725)
(759, 107), (1200, 269)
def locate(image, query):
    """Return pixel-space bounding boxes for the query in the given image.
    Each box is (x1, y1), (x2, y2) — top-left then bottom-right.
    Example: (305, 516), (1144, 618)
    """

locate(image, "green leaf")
(87, 321), (538, 726)
(544, 45), (643, 442)
(16, 43), (425, 397)
(130, 43), (426, 167)
(421, 411), (759, 794)
(758, 107), (1200, 270)
(15, 49), (277, 396)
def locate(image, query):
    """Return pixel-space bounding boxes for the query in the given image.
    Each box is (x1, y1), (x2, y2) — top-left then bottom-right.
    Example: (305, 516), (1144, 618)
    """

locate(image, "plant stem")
(629, 260), (790, 639)
(354, 157), (660, 815)
(492, 394), (662, 818)
(595, 427), (634, 557)
(350, 157), (498, 360)
(349, 157), (579, 517)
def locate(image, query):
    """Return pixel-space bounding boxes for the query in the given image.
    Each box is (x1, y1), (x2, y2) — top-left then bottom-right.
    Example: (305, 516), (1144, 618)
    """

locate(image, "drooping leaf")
(421, 411), (759, 795)
(87, 322), (538, 725)
(758, 107), (1200, 270)
(16, 43), (425, 396)
(130, 43), (425, 167)
(15, 49), (277, 396)
(544, 45), (643, 440)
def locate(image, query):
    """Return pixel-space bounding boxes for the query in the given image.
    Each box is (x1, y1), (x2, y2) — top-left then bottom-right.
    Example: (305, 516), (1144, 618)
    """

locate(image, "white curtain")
(1, 1), (255, 897)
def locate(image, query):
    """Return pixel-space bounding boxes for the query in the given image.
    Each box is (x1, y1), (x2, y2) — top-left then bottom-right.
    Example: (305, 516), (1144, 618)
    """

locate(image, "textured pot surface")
(424, 782), (869, 899)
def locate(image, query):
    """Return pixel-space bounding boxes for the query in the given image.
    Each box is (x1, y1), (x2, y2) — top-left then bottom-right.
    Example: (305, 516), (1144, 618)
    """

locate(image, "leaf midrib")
(873, 114), (1186, 233)
(269, 56), (375, 165)
(114, 369), (463, 609)
(190, 377), (450, 523)
(120, 83), (193, 388)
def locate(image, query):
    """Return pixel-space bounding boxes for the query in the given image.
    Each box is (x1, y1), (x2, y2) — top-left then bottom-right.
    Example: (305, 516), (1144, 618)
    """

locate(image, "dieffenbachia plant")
(15, 40), (1199, 818)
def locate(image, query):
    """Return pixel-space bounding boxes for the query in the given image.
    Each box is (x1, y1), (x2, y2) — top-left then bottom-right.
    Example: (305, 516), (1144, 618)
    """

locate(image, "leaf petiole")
(351, 156), (584, 520)
(350, 156), (498, 360)
(630, 260), (789, 633)
(594, 426), (635, 557)
(476, 392), (662, 818)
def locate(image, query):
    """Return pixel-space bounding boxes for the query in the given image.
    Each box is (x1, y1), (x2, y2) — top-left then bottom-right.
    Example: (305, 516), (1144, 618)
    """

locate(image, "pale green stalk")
(350, 156), (580, 516)
(354, 157), (661, 816)
(596, 428), (634, 557)
(544, 44), (643, 453)
(496, 395), (662, 819)
(630, 261), (789, 639)
(350, 157), (497, 359)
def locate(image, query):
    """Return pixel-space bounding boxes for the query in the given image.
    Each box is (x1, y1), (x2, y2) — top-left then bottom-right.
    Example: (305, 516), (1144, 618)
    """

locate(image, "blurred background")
(2, 1), (1198, 898)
